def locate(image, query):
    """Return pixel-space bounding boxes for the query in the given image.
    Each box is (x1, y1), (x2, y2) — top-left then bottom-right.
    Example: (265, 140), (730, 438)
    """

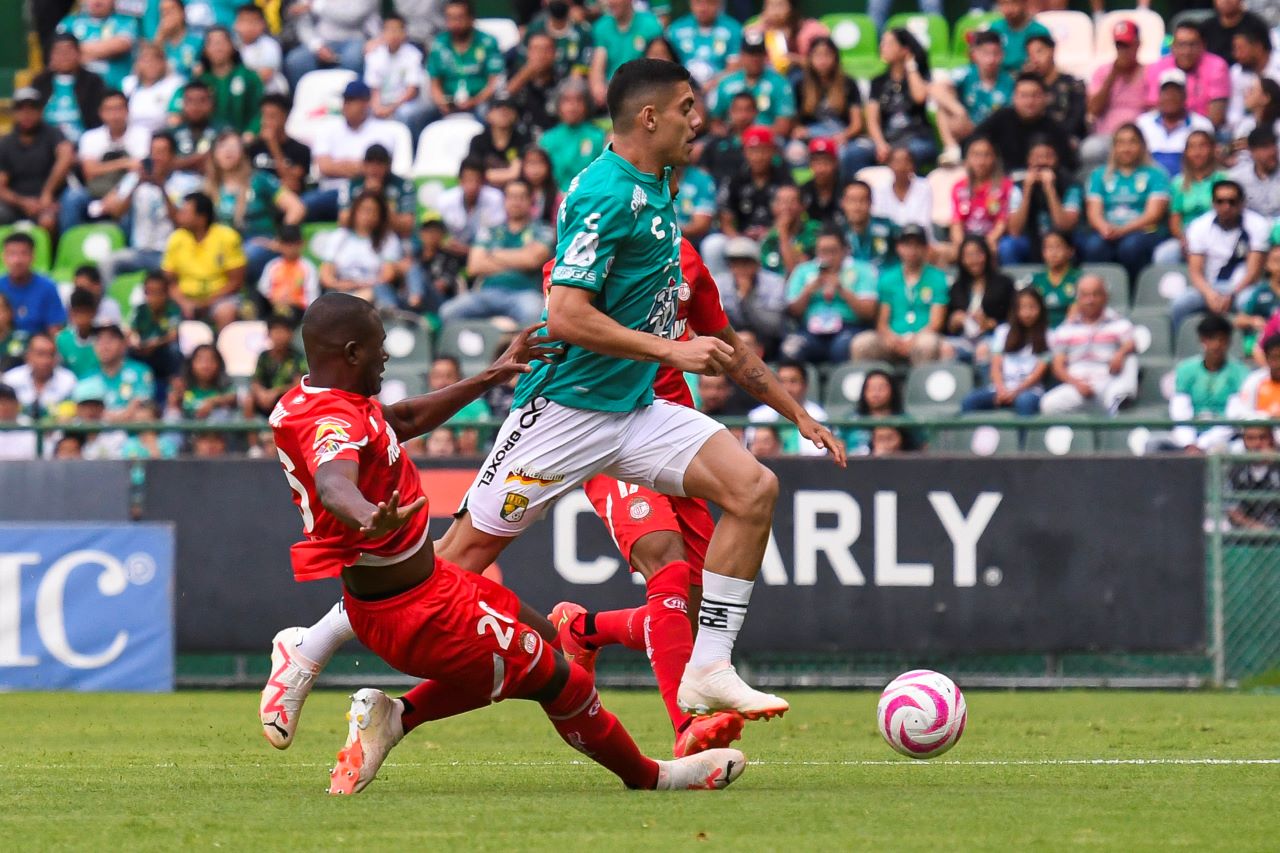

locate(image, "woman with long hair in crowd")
(745, 0), (830, 76)
(793, 36), (864, 171)
(122, 41), (185, 135)
(1030, 229), (1083, 328)
(1080, 122), (1170, 286)
(946, 136), (1013, 262)
(946, 235), (1015, 366)
(168, 343), (237, 422)
(1156, 129), (1228, 264)
(960, 287), (1051, 417)
(198, 26), (264, 133)
(849, 369), (922, 454)
(520, 147), (560, 227)
(319, 191), (406, 308)
(1232, 77), (1280, 160)
(849, 28), (935, 173)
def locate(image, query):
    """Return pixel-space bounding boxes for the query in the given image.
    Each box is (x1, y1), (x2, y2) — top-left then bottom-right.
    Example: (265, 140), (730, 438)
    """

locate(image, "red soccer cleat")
(549, 601), (598, 676)
(673, 711), (746, 758)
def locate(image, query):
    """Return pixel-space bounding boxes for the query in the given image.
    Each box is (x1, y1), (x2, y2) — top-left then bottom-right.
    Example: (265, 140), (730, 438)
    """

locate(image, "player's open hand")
(490, 322), (565, 380)
(799, 416), (848, 467)
(360, 490), (428, 539)
(666, 337), (735, 376)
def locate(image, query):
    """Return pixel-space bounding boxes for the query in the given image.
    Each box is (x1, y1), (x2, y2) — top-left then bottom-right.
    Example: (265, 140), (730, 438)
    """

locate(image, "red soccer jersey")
(270, 377), (428, 582)
(542, 237), (729, 408)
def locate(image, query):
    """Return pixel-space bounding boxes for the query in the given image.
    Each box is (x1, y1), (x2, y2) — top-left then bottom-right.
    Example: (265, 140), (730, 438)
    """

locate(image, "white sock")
(297, 599), (355, 667)
(687, 572), (754, 669)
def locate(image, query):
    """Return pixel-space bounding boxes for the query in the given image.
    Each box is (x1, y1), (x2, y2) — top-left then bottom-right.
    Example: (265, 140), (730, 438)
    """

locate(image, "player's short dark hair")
(74, 264), (101, 283)
(777, 359), (808, 383)
(1196, 313), (1233, 340)
(2, 231), (34, 250)
(606, 59), (692, 129)
(1263, 333), (1280, 356)
(236, 3), (264, 18)
(69, 287), (99, 312)
(184, 191), (215, 224)
(971, 30), (1002, 49)
(459, 156), (486, 179)
(817, 225), (847, 246)
(1247, 127), (1277, 148)
(260, 93), (291, 113)
(1015, 71), (1046, 90)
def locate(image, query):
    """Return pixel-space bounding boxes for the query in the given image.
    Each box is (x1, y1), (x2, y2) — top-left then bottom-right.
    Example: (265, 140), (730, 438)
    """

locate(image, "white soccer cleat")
(260, 627), (322, 749)
(655, 748), (747, 790)
(328, 688), (405, 795)
(678, 662), (789, 720)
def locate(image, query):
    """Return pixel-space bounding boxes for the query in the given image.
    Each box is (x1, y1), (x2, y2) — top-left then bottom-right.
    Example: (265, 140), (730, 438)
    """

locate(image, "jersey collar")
(601, 144), (671, 193)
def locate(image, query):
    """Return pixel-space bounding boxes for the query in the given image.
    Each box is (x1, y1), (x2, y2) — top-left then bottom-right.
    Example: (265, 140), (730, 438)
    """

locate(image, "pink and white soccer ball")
(876, 670), (967, 759)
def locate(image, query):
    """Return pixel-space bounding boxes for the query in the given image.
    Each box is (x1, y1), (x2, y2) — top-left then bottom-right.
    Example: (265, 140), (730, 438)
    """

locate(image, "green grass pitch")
(2, 690), (1276, 850)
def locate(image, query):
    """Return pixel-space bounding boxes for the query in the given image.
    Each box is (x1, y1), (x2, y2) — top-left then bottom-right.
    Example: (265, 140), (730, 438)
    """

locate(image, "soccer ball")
(876, 670), (967, 759)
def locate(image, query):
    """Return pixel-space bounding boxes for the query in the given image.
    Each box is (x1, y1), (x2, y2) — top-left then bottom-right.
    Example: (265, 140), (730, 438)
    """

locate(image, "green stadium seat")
(379, 363), (429, 403)
(301, 222), (339, 265)
(1130, 308), (1173, 359)
(1134, 263), (1188, 308)
(1023, 421), (1097, 455)
(53, 223), (126, 272)
(1175, 313), (1206, 359)
(885, 13), (951, 69)
(1095, 425), (1153, 455)
(415, 176), (457, 214)
(108, 270), (146, 314)
(1080, 263), (1130, 313)
(0, 222), (53, 272)
(383, 312), (433, 366)
(822, 13), (883, 78)
(933, 420), (1021, 456)
(904, 362), (973, 416)
(437, 319), (510, 377)
(1134, 361), (1176, 412)
(823, 360), (894, 417)
(950, 10), (1000, 65)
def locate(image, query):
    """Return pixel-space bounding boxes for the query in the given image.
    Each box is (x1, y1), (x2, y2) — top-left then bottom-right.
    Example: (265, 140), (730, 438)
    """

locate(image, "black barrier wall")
(0, 461), (133, 521)
(134, 457), (1206, 655)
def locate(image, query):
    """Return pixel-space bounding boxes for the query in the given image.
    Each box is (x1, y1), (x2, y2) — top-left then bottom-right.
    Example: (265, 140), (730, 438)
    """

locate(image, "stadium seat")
(854, 165), (893, 191)
(927, 166), (962, 228)
(378, 363), (429, 405)
(1134, 264), (1189, 308)
(0, 222), (52, 272)
(1174, 313), (1206, 358)
(285, 68), (357, 147)
(885, 13), (951, 69)
(1034, 11), (1094, 78)
(1094, 10), (1165, 67)
(949, 10), (1000, 65)
(383, 312), (433, 364)
(216, 320), (268, 378)
(1080, 263), (1130, 313)
(904, 363), (973, 416)
(178, 319), (215, 358)
(1095, 425), (1152, 455)
(1002, 263), (1042, 287)
(415, 176), (455, 213)
(933, 420), (1021, 456)
(386, 120), (414, 179)
(301, 222), (339, 265)
(1130, 308), (1173, 359)
(107, 269), (146, 312)
(822, 13), (882, 78)
(1134, 361), (1177, 412)
(54, 223), (126, 272)
(1024, 421), (1097, 455)
(476, 17), (520, 53)
(438, 319), (509, 376)
(413, 114), (484, 179)
(823, 360), (893, 417)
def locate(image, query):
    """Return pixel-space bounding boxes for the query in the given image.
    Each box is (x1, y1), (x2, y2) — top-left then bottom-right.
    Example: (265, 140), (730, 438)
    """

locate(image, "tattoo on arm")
(740, 365), (769, 396)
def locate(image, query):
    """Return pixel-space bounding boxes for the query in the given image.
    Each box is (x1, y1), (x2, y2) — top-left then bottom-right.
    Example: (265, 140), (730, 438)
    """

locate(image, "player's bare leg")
(677, 430), (789, 719)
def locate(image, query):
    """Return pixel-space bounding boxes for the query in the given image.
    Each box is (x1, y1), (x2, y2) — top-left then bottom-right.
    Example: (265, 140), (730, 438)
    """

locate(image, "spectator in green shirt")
(340, 143), (417, 239)
(708, 31), (796, 138)
(667, 0), (742, 89)
(523, 1), (594, 81)
(990, 0), (1051, 74)
(1080, 123), (1171, 287)
(1155, 130), (1225, 264)
(851, 224), (952, 364)
(198, 27), (263, 135)
(427, 0), (506, 121)
(425, 354), (492, 455)
(1029, 230), (1083, 329)
(1235, 245), (1280, 358)
(89, 323), (155, 422)
(168, 343), (237, 422)
(245, 314), (306, 418)
(759, 184), (820, 278)
(1151, 313), (1252, 452)
(540, 81), (608, 191)
(836, 181), (898, 268)
(56, 289), (102, 380)
(128, 272), (182, 404)
(783, 228), (879, 364)
(589, 0), (665, 107)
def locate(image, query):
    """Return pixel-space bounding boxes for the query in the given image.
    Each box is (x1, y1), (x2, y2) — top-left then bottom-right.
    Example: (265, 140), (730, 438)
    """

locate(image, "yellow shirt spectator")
(162, 224), (247, 302)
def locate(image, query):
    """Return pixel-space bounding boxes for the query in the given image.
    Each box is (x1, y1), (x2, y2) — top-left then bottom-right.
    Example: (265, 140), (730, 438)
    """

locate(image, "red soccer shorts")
(582, 476), (714, 582)
(343, 556), (553, 701)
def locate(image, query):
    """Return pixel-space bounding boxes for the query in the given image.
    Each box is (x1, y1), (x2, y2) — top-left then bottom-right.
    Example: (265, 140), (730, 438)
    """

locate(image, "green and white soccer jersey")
(953, 66), (1014, 124)
(514, 147), (682, 413)
(667, 13), (741, 85)
(709, 68), (796, 125)
(44, 75), (85, 143)
(1086, 164), (1170, 229)
(426, 30), (505, 102)
(674, 166), (716, 230)
(58, 13), (139, 89)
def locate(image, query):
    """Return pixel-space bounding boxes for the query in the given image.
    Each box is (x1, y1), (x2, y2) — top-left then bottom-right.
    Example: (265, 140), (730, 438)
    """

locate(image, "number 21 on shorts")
(476, 600), (515, 650)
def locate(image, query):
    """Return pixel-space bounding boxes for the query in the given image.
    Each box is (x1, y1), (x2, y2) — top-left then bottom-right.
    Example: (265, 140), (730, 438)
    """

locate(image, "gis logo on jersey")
(500, 493), (530, 523)
(313, 417), (352, 455)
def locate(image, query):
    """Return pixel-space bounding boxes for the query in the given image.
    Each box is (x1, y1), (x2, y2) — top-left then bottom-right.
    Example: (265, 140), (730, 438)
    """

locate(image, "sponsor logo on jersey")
(630, 185), (648, 217)
(479, 430), (524, 485)
(313, 418), (353, 456)
(500, 493), (529, 523)
(519, 630), (538, 654)
(663, 596), (687, 612)
(505, 467), (565, 487)
(628, 496), (651, 520)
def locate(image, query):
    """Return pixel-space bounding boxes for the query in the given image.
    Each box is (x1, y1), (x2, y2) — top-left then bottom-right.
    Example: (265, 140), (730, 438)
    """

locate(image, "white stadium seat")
(1094, 10), (1165, 68)
(285, 69), (357, 147)
(476, 18), (520, 53)
(1035, 11), (1095, 78)
(413, 114), (484, 179)
(216, 320), (269, 379)
(854, 165), (893, 191)
(386, 120), (414, 178)
(178, 321), (215, 358)
(927, 166), (963, 228)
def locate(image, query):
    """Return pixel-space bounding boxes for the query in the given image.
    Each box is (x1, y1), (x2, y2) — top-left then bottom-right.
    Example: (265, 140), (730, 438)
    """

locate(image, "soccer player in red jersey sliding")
(268, 292), (746, 794)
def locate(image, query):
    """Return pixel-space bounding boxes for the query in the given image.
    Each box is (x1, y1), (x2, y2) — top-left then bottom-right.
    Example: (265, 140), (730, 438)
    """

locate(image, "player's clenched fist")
(663, 337), (734, 376)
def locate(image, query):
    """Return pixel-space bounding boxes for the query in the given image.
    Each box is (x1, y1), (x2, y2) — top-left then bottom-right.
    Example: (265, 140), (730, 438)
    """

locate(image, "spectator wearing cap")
(714, 236), (788, 357)
(540, 80), (608, 192)
(852, 28), (935, 172)
(837, 180), (898, 268)
(932, 30), (1014, 167)
(284, 0), (380, 87)
(798, 138), (844, 224)
(871, 146), (933, 233)
(1082, 20), (1150, 174)
(0, 87), (76, 231)
(57, 288), (102, 380)
(305, 81), (403, 222)
(708, 31), (796, 139)
(2, 333), (76, 420)
(436, 157), (507, 259)
(257, 225), (320, 321)
(851, 224), (950, 365)
(248, 94), (312, 196)
(1201, 0), (1270, 62)
(129, 272), (183, 403)
(792, 37), (863, 170)
(162, 191), (247, 330)
(32, 33), (108, 146)
(0, 383), (36, 460)
(56, 0), (138, 91)
(427, 0), (506, 120)
(364, 13), (430, 143)
(0, 233), (65, 336)
(989, 0), (1050, 75)
(441, 179), (553, 327)
(974, 73), (1077, 175)
(589, 0), (665, 106)
(466, 95), (533, 189)
(760, 185), (820, 279)
(170, 80), (224, 174)
(783, 227), (878, 364)
(705, 125), (793, 273)
(1146, 21), (1229, 128)
(1039, 275), (1137, 416)
(406, 212), (464, 313)
(339, 144), (417, 239)
(1226, 19), (1280, 132)
(1080, 123), (1170, 286)
(506, 32), (561, 134)
(667, 0), (742, 88)
(1171, 179), (1270, 334)
(674, 165), (717, 245)
(1023, 33), (1086, 145)
(697, 91), (756, 188)
(88, 323), (155, 423)
(522, 0), (593, 84)
(1136, 71), (1215, 177)
(1229, 128), (1280, 218)
(246, 314), (307, 418)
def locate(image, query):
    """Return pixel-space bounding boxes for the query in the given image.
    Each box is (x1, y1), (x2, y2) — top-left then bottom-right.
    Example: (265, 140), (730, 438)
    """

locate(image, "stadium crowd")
(1, 0), (1280, 488)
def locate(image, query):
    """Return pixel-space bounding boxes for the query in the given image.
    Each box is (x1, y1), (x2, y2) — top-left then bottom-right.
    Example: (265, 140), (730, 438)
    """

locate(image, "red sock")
(399, 679), (490, 733)
(543, 662), (659, 789)
(643, 561), (695, 733)
(580, 606), (645, 651)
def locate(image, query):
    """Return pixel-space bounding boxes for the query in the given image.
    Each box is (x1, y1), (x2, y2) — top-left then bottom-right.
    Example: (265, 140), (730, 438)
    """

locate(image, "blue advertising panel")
(0, 525), (175, 691)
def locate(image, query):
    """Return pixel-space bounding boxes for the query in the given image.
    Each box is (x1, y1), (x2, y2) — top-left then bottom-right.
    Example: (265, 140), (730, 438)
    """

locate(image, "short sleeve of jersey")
(1246, 212), (1272, 252)
(549, 187), (631, 293)
(1174, 358), (1197, 396)
(220, 227), (247, 270)
(927, 268), (950, 305)
(303, 398), (371, 473)
(426, 35), (446, 77)
(1146, 166), (1171, 198)
(1085, 167), (1105, 200)
(684, 249), (730, 335)
(482, 34), (505, 76)
(848, 260), (878, 297)
(1062, 184), (1082, 211)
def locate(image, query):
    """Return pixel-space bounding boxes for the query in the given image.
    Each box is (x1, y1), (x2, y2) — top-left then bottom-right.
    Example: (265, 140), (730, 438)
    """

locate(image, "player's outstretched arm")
(713, 324), (847, 466)
(383, 323), (563, 438)
(315, 460), (426, 537)
(546, 286), (735, 375)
